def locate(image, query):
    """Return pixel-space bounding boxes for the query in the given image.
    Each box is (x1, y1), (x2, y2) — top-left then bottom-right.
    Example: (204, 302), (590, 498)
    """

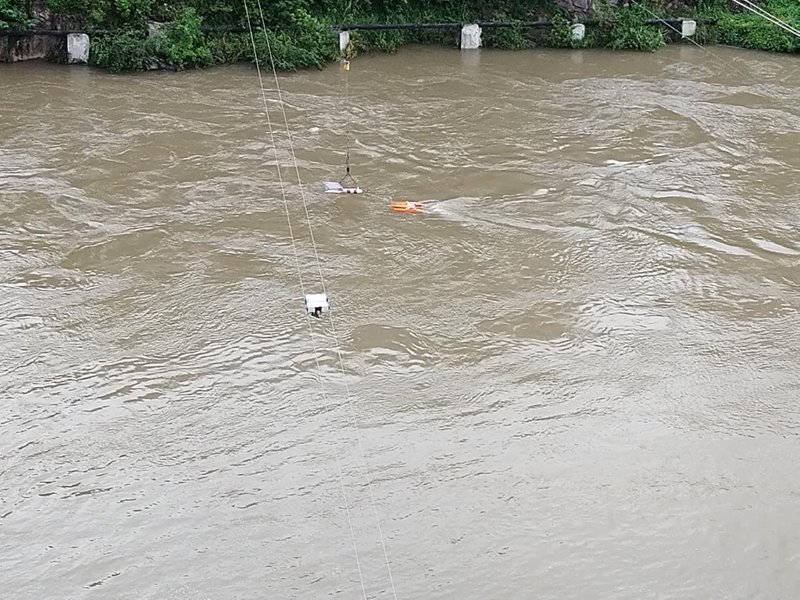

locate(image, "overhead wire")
(342, 53), (357, 188)
(241, 2), (369, 599)
(634, 2), (753, 80)
(730, 0), (800, 38)
(339, 0), (358, 187)
(245, 0), (400, 597)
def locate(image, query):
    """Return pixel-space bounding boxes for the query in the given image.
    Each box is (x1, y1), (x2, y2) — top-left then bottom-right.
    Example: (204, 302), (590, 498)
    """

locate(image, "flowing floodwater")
(1, 45), (799, 599)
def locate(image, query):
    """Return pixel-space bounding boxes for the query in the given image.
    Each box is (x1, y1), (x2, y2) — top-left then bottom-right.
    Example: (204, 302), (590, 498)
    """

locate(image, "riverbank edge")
(1, 2), (798, 72)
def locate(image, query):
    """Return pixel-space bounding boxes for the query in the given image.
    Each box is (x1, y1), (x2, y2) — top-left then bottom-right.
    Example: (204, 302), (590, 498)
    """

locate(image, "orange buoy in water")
(390, 201), (423, 214)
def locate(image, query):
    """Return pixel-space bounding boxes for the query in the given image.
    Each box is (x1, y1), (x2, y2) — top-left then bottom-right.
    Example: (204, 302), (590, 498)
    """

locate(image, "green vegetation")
(159, 7), (213, 68)
(0, 0), (34, 29)
(693, 0), (800, 53)
(89, 31), (153, 71)
(588, 1), (666, 52)
(4, 0), (799, 71)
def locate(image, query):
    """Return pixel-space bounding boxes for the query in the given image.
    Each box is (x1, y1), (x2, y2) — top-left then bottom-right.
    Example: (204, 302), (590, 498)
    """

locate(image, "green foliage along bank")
(4, 0), (799, 72)
(1, 0), (34, 29)
(694, 0), (800, 53)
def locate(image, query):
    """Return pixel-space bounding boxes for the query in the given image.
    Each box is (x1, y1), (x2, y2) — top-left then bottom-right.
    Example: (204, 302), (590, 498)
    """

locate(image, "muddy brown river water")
(1, 45), (799, 599)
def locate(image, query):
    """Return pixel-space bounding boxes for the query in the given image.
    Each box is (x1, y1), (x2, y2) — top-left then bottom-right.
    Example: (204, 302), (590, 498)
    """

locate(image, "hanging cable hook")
(339, 56), (359, 189)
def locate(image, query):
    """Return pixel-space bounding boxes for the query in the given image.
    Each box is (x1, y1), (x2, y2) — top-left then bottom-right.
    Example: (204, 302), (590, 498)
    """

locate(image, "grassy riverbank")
(1, 0), (798, 72)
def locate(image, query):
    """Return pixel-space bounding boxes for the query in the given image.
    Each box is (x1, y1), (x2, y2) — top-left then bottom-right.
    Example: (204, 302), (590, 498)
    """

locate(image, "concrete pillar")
(460, 24), (481, 50)
(570, 24), (585, 42)
(681, 19), (697, 38)
(67, 33), (89, 64)
(339, 30), (350, 53)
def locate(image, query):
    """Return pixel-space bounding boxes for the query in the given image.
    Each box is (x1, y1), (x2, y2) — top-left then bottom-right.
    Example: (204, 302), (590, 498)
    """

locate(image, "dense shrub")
(158, 6), (212, 68)
(89, 31), (154, 72)
(0, 0), (33, 29)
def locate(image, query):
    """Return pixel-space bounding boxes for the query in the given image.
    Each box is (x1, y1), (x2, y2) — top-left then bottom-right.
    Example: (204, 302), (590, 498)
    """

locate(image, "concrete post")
(339, 30), (350, 53)
(67, 33), (89, 64)
(460, 24), (481, 50)
(681, 19), (697, 38)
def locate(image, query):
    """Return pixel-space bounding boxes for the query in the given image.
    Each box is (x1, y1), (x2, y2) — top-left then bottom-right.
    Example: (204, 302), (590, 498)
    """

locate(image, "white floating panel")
(324, 181), (363, 194)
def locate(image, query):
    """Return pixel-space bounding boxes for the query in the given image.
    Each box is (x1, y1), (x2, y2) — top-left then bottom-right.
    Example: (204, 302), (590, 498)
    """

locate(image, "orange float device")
(390, 201), (423, 214)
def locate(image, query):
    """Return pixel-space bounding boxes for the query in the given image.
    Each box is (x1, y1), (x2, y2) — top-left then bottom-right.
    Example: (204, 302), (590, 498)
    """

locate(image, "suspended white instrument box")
(305, 293), (330, 317)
